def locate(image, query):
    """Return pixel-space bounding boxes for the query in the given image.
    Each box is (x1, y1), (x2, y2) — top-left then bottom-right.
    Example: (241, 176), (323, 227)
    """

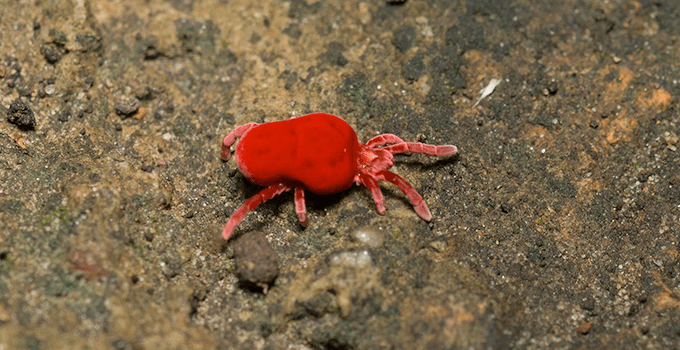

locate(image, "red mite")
(220, 112), (457, 240)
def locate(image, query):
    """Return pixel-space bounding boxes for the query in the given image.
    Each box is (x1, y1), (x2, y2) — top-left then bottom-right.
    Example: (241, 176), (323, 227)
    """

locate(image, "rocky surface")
(1, 0), (680, 349)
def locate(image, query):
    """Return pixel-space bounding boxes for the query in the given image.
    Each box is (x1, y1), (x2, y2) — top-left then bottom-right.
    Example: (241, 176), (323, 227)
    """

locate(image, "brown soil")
(1, 0), (680, 349)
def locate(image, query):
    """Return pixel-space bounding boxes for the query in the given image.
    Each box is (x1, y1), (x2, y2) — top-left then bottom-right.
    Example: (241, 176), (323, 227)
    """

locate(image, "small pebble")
(576, 321), (591, 334)
(144, 232), (154, 242)
(115, 96), (141, 118)
(429, 240), (447, 252)
(663, 131), (678, 146)
(350, 227), (384, 248)
(6, 99), (36, 128)
(232, 231), (279, 290)
(330, 250), (372, 269)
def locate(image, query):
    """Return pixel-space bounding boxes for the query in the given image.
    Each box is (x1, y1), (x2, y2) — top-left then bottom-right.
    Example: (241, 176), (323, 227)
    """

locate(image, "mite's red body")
(235, 114), (359, 195)
(220, 113), (457, 240)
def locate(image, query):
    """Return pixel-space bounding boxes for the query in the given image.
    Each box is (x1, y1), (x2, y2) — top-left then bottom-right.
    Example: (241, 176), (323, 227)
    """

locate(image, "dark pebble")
(232, 231), (279, 290)
(42, 44), (62, 64)
(637, 292), (647, 303)
(115, 96), (141, 117)
(6, 99), (36, 128)
(581, 297), (595, 311)
(640, 325), (650, 335)
(144, 232), (154, 242)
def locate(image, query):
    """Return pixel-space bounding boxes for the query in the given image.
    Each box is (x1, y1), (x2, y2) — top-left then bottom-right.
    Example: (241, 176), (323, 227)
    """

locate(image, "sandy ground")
(1, 0), (680, 349)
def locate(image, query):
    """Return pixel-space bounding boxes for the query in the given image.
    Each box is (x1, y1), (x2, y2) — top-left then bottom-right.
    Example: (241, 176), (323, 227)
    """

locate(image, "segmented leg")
(221, 123), (259, 161)
(355, 173), (386, 214)
(382, 143), (457, 157)
(294, 187), (309, 227)
(222, 183), (291, 240)
(364, 134), (406, 148)
(376, 170), (432, 221)
(365, 133), (457, 157)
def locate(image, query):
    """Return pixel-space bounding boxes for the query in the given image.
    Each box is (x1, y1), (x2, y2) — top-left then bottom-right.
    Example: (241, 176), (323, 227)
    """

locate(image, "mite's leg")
(221, 123), (258, 161)
(222, 183), (290, 240)
(376, 170), (432, 221)
(382, 143), (457, 157)
(356, 173), (386, 215)
(364, 134), (406, 148)
(294, 187), (309, 227)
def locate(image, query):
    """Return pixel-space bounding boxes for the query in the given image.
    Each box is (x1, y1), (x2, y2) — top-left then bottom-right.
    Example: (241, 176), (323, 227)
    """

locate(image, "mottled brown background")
(1, 0), (679, 349)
